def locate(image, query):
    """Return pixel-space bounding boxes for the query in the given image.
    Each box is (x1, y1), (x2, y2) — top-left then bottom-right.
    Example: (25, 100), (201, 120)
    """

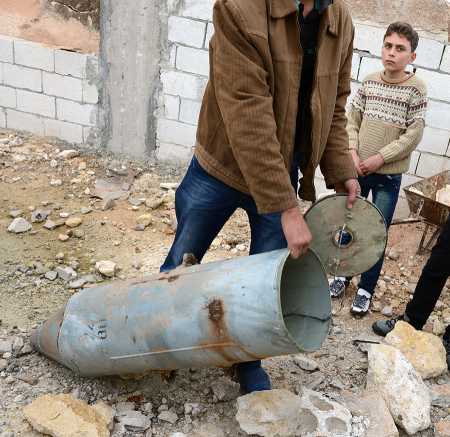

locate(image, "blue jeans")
(161, 156), (287, 271)
(357, 173), (402, 294)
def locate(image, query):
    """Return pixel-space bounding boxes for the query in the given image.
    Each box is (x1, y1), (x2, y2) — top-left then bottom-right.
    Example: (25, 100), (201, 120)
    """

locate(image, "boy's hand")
(281, 207), (312, 259)
(335, 179), (361, 209)
(360, 154), (384, 175)
(350, 149), (363, 176)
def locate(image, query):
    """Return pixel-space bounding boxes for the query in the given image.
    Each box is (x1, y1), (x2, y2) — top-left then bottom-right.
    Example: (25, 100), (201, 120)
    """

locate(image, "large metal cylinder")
(31, 249), (330, 377)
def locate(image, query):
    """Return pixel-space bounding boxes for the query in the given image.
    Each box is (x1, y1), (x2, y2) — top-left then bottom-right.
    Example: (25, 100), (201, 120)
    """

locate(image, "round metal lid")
(304, 194), (387, 277)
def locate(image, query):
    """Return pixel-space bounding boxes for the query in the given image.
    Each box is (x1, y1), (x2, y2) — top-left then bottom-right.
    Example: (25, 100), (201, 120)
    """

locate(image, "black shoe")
(372, 315), (405, 337)
(442, 334), (450, 370)
(329, 277), (350, 298)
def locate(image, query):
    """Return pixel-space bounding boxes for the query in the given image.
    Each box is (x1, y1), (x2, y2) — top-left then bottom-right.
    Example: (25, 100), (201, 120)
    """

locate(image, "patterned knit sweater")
(347, 71), (427, 175)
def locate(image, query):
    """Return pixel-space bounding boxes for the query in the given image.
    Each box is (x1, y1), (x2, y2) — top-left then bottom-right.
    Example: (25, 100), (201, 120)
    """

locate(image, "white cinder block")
(161, 70), (208, 100)
(14, 40), (54, 72)
(408, 151), (420, 174)
(157, 118), (197, 147)
(176, 46), (209, 76)
(17, 89), (55, 118)
(0, 108), (5, 128)
(426, 100), (450, 131)
(0, 37), (13, 63)
(358, 57), (383, 81)
(414, 38), (444, 70)
(44, 118), (83, 143)
(351, 53), (360, 81)
(43, 72), (82, 101)
(164, 94), (180, 120)
(168, 16), (206, 48)
(415, 152), (450, 178)
(418, 127), (450, 155)
(205, 22), (214, 48)
(416, 69), (450, 102)
(57, 98), (97, 126)
(182, 0), (214, 21)
(179, 98), (201, 125)
(0, 85), (16, 108)
(3, 63), (42, 92)
(441, 46), (450, 73)
(6, 109), (45, 135)
(156, 141), (194, 162)
(55, 50), (88, 78)
(354, 23), (385, 56)
(82, 80), (99, 104)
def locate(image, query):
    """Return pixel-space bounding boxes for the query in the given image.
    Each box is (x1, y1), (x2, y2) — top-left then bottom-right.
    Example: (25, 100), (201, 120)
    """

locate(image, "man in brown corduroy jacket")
(161, 0), (360, 393)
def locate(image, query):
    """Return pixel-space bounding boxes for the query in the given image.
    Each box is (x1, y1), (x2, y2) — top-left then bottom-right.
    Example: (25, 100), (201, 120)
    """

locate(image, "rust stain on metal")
(207, 299), (225, 324)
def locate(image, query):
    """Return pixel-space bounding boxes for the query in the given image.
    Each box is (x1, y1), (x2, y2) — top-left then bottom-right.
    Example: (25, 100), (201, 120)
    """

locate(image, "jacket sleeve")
(378, 91), (428, 164)
(319, 26), (358, 187)
(212, 1), (298, 214)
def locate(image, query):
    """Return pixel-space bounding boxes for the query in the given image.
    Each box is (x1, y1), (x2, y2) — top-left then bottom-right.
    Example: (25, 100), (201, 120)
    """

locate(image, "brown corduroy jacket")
(194, 0), (357, 214)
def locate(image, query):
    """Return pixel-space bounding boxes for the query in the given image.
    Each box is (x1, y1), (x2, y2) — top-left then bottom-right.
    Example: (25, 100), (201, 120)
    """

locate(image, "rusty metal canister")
(31, 248), (330, 377)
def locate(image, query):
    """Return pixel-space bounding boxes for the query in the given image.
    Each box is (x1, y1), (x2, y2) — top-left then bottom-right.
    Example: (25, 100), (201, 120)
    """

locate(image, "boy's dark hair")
(384, 22), (419, 52)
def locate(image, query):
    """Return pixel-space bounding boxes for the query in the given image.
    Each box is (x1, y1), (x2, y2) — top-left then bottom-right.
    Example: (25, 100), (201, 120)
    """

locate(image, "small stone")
(145, 198), (164, 210)
(96, 260), (117, 278)
(134, 223), (146, 232)
(102, 197), (115, 211)
(80, 207), (93, 215)
(9, 209), (22, 218)
(50, 179), (63, 187)
(118, 410), (151, 431)
(382, 306), (393, 317)
(433, 319), (447, 336)
(55, 266), (77, 282)
(50, 159), (58, 168)
(8, 217), (32, 233)
(136, 214), (153, 229)
(10, 136), (24, 147)
(71, 229), (85, 239)
(68, 278), (88, 289)
(65, 217), (82, 228)
(31, 209), (50, 223)
(55, 252), (65, 261)
(0, 339), (13, 354)
(128, 197), (145, 206)
(211, 377), (240, 402)
(387, 250), (400, 261)
(78, 162), (87, 171)
(58, 149), (80, 159)
(59, 212), (70, 218)
(0, 359), (8, 371)
(160, 182), (179, 190)
(43, 220), (57, 230)
(158, 410), (178, 425)
(58, 234), (70, 242)
(293, 354), (319, 371)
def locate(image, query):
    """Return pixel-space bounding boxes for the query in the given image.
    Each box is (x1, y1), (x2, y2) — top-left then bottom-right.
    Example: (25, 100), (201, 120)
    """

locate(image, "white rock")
(293, 354), (319, 371)
(118, 410), (151, 432)
(367, 344), (431, 435)
(158, 410), (178, 424)
(211, 377), (240, 401)
(96, 261), (117, 278)
(7, 217), (32, 233)
(58, 149), (80, 159)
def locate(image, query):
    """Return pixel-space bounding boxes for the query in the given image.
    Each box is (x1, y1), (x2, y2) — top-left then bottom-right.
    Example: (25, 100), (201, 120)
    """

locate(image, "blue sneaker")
(236, 361), (271, 394)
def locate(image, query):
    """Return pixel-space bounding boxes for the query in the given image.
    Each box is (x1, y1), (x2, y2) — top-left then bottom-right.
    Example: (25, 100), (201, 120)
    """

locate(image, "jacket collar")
(269, 0), (338, 36)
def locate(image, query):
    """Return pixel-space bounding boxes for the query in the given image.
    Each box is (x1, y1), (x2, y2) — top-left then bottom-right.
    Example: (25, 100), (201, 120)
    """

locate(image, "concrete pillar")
(100, 0), (160, 157)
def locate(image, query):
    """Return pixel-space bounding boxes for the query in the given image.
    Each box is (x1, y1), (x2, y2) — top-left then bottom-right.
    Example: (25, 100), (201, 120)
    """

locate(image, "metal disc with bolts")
(304, 194), (387, 277)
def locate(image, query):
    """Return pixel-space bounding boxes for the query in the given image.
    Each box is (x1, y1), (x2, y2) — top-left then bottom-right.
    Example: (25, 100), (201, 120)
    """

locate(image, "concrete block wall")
(0, 35), (99, 145)
(158, 8), (450, 214)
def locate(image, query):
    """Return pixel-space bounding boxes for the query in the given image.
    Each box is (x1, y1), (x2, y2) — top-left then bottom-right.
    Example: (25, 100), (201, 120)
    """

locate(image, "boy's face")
(382, 33), (416, 73)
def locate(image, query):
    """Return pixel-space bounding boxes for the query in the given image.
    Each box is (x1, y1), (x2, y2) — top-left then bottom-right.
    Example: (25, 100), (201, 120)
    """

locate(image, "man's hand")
(360, 153), (384, 176)
(334, 178), (361, 209)
(350, 149), (363, 176)
(281, 207), (312, 259)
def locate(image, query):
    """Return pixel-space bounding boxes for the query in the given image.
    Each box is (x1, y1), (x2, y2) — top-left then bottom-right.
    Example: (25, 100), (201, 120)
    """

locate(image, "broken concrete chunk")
(23, 394), (109, 437)
(56, 266), (77, 282)
(367, 344), (431, 435)
(8, 217), (32, 234)
(385, 321), (447, 379)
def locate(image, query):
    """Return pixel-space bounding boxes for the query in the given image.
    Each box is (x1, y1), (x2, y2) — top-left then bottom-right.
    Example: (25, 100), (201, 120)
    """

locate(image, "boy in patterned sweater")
(329, 22), (428, 315)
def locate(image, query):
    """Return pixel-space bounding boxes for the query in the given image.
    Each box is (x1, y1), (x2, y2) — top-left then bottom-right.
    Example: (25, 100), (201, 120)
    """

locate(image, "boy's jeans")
(357, 173), (402, 294)
(160, 157), (288, 381)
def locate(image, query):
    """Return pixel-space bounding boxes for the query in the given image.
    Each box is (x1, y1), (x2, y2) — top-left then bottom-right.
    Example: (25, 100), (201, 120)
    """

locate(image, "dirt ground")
(1, 128), (449, 436)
